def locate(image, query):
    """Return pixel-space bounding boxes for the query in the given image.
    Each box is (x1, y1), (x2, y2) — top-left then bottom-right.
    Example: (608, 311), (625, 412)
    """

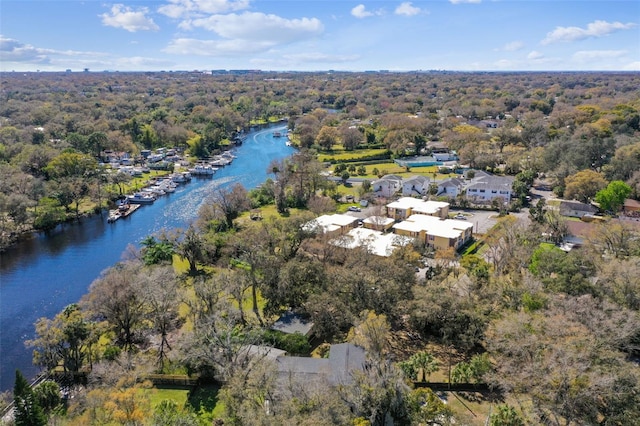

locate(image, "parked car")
(348, 206), (361, 212)
(454, 214), (466, 220)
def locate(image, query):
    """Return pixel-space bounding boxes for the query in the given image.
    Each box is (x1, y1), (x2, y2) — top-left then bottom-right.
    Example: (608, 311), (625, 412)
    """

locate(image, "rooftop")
(331, 227), (412, 257)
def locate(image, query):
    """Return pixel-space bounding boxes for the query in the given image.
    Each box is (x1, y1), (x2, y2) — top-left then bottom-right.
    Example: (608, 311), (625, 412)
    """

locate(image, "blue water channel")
(0, 124), (294, 391)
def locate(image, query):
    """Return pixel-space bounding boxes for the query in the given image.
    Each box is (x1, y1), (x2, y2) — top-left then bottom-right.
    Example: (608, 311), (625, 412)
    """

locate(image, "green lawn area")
(146, 386), (191, 410)
(142, 384), (226, 421)
(318, 148), (388, 163)
(330, 163), (461, 181)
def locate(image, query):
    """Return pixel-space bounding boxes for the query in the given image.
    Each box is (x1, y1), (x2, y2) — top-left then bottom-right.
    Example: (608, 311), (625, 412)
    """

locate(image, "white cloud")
(100, 4), (159, 32)
(164, 37), (275, 56)
(351, 4), (374, 18)
(395, 2), (421, 16)
(0, 36), (105, 67)
(282, 52), (360, 63)
(542, 20), (636, 44)
(158, 0), (250, 19)
(0, 37), (50, 63)
(572, 50), (627, 62)
(527, 50), (544, 60)
(622, 62), (640, 71)
(449, 0), (481, 4)
(501, 41), (524, 52)
(187, 12), (323, 45)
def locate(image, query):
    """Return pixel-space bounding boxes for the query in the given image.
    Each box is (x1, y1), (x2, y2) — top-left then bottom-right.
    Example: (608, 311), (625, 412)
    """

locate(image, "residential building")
(372, 174), (403, 197)
(437, 177), (465, 199)
(330, 227), (413, 257)
(402, 175), (431, 196)
(464, 172), (514, 204)
(386, 197), (450, 220)
(558, 200), (598, 218)
(392, 214), (473, 250)
(362, 216), (395, 232)
(303, 214), (359, 236)
(276, 343), (366, 387)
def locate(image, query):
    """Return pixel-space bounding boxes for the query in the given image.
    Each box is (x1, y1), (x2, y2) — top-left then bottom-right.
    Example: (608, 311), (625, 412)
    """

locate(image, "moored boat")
(126, 192), (156, 204)
(189, 164), (216, 175)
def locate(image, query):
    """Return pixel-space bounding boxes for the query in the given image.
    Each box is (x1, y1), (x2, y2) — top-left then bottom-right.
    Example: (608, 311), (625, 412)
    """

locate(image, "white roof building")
(386, 197), (450, 220)
(303, 214), (359, 234)
(331, 227), (412, 257)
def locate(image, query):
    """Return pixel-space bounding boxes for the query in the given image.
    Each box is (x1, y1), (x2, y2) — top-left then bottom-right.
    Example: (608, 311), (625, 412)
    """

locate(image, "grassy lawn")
(145, 386), (191, 410)
(330, 163), (461, 181)
(188, 384), (225, 419)
(318, 148), (388, 163)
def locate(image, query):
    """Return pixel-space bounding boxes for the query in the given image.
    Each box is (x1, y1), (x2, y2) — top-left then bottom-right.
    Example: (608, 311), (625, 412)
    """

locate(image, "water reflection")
(0, 123), (293, 390)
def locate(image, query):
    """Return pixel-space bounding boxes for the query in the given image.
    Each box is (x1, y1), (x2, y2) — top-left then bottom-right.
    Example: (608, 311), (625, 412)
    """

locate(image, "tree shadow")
(187, 383), (221, 413)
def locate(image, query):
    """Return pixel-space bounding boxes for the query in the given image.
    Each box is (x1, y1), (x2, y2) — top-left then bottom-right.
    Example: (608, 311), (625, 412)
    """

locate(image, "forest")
(2, 70), (640, 425)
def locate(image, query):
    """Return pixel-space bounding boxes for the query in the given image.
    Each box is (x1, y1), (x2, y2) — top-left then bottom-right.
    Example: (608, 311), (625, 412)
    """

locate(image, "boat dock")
(107, 203), (140, 223)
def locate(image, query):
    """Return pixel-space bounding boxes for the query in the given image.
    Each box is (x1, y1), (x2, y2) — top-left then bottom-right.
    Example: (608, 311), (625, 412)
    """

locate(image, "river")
(0, 123), (294, 391)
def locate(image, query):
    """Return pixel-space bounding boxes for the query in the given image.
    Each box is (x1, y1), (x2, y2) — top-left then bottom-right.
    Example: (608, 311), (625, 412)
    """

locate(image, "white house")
(303, 214), (359, 236)
(386, 197), (450, 220)
(372, 174), (403, 197)
(330, 227), (412, 257)
(464, 172), (514, 204)
(437, 178), (465, 198)
(402, 175), (431, 196)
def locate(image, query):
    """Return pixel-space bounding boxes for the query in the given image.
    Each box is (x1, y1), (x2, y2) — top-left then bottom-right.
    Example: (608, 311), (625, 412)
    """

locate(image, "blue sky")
(1, 0), (638, 72)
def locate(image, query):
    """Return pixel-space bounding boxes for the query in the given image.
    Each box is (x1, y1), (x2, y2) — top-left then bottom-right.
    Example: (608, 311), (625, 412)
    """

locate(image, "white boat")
(171, 173), (188, 183)
(190, 164), (216, 175)
(127, 193), (156, 204)
(107, 211), (120, 223)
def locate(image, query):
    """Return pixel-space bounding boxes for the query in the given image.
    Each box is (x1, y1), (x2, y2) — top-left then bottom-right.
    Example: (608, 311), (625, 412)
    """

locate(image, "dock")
(107, 203), (140, 223)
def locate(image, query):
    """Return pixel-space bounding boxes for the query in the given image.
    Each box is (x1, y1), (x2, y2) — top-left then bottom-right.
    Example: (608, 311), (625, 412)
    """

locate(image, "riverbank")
(0, 123), (294, 391)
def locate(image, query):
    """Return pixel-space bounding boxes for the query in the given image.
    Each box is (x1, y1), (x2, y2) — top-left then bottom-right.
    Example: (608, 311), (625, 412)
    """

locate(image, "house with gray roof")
(276, 343), (366, 386)
(372, 174), (403, 197)
(402, 175), (431, 196)
(464, 172), (514, 204)
(558, 200), (598, 218)
(437, 177), (465, 199)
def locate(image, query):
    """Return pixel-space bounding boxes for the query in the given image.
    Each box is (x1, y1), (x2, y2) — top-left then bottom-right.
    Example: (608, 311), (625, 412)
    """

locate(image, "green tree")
(152, 399), (199, 426)
(14, 370), (47, 426)
(489, 404), (524, 426)
(33, 380), (62, 415)
(595, 180), (632, 214)
(44, 151), (97, 180)
(140, 235), (175, 265)
(406, 388), (454, 426)
(315, 126), (340, 151)
(564, 169), (607, 203)
(398, 351), (439, 382)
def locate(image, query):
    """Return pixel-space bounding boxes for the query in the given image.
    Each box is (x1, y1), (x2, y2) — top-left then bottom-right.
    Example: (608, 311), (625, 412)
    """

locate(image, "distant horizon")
(2, 69), (639, 74)
(1, 0), (638, 73)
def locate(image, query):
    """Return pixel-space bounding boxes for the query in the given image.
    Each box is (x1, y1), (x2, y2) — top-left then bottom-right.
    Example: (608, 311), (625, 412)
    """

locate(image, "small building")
(392, 214), (473, 250)
(271, 311), (314, 337)
(464, 173), (514, 204)
(331, 227), (413, 257)
(402, 175), (431, 196)
(437, 178), (465, 199)
(559, 200), (598, 218)
(303, 214), (359, 236)
(433, 152), (458, 162)
(276, 343), (366, 386)
(362, 216), (395, 232)
(372, 174), (403, 197)
(623, 198), (640, 217)
(386, 197), (450, 220)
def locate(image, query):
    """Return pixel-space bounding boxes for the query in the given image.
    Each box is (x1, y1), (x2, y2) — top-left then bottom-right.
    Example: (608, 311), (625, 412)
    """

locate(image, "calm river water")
(0, 124), (293, 391)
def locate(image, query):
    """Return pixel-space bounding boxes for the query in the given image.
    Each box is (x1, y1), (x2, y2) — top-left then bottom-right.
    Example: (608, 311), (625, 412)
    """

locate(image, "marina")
(0, 123), (293, 391)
